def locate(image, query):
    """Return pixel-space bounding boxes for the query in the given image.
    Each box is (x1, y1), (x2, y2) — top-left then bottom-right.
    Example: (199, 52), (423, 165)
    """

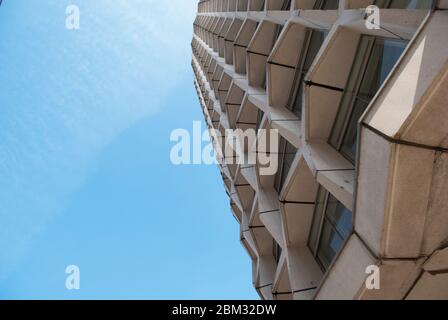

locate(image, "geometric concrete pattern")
(191, 0), (448, 299)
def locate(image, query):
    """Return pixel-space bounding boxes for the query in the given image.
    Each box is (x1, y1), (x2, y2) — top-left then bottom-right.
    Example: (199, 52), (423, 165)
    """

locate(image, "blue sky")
(0, 0), (258, 299)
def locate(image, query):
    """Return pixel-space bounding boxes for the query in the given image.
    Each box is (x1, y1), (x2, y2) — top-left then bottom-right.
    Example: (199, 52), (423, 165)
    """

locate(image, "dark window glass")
(273, 240), (282, 264)
(256, 109), (264, 131)
(374, 0), (433, 8)
(281, 0), (291, 10)
(271, 24), (284, 59)
(262, 24), (283, 90)
(288, 29), (327, 119)
(329, 36), (407, 162)
(274, 137), (297, 194)
(308, 187), (353, 271)
(308, 187), (327, 252)
(325, 195), (353, 240)
(328, 36), (374, 151)
(314, 0), (339, 9)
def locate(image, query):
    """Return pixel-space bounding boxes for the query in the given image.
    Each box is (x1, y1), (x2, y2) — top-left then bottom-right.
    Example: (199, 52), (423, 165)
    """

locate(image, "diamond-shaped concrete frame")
(192, 0), (448, 300)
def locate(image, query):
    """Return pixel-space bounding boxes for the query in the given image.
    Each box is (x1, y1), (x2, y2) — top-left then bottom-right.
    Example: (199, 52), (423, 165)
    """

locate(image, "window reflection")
(262, 24), (283, 89)
(274, 137), (297, 194)
(329, 36), (407, 162)
(374, 0), (433, 9)
(273, 240), (282, 264)
(314, 0), (339, 9)
(256, 109), (265, 131)
(288, 30), (328, 119)
(308, 187), (353, 271)
(281, 0), (291, 10)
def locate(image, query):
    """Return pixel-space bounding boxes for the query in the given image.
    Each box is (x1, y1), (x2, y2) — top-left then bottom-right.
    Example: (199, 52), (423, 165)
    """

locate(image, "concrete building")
(191, 0), (448, 300)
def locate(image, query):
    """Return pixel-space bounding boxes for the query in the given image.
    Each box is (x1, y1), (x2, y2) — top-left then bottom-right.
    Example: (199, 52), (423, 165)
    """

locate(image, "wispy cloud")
(0, 0), (196, 281)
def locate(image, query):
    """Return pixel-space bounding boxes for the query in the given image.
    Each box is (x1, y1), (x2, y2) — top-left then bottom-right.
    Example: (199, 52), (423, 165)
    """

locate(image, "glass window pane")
(317, 221), (344, 270)
(340, 98), (369, 160)
(308, 186), (328, 253)
(376, 0), (434, 9)
(281, 0), (291, 10)
(303, 30), (327, 74)
(284, 140), (297, 167)
(273, 240), (282, 264)
(328, 36), (374, 149)
(330, 36), (407, 162)
(325, 194), (353, 239)
(289, 30), (327, 119)
(256, 109), (264, 131)
(273, 24), (283, 48)
(309, 190), (353, 271)
(358, 38), (406, 100)
(341, 38), (406, 161)
(274, 137), (287, 193)
(262, 24), (283, 89)
(278, 140), (297, 192)
(291, 82), (304, 119)
(314, 0), (339, 9)
(373, 0), (388, 6)
(280, 162), (291, 191)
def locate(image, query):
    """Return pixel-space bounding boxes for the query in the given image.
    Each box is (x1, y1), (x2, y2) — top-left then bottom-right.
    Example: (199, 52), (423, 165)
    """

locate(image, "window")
(287, 29), (328, 118)
(256, 109), (264, 131)
(262, 24), (284, 90)
(308, 186), (353, 271)
(274, 137), (297, 194)
(275, 25), (284, 41)
(285, 0), (338, 120)
(281, 0), (291, 10)
(313, 0), (339, 9)
(273, 240), (282, 264)
(252, 0), (266, 11)
(374, 0), (433, 8)
(329, 35), (407, 162)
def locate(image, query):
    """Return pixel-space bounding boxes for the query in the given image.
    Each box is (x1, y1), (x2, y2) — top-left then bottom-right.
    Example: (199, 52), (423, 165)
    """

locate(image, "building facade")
(191, 0), (448, 300)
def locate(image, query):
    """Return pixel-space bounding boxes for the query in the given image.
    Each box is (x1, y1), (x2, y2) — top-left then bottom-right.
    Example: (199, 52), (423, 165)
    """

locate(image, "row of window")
(375, 0), (433, 8)
(195, 0), (434, 290)
(272, 35), (405, 270)
(201, 0), (431, 12)
(270, 0), (434, 272)
(199, 0), (337, 12)
(285, 0), (432, 118)
(273, 0), (339, 11)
